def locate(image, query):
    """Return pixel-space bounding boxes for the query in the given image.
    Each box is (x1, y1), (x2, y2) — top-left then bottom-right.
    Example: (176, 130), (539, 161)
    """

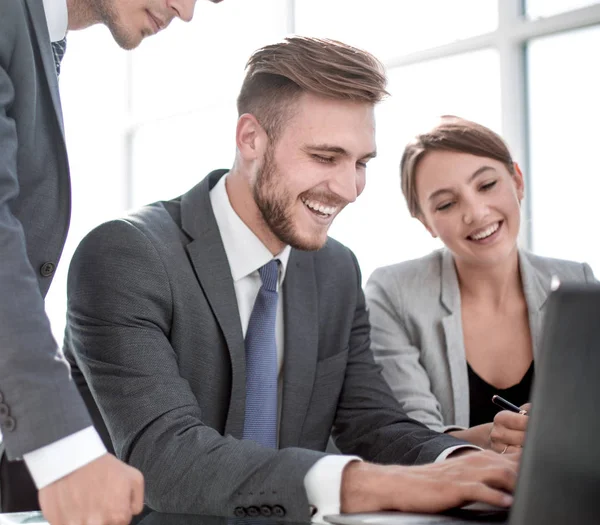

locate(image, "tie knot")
(258, 260), (279, 293)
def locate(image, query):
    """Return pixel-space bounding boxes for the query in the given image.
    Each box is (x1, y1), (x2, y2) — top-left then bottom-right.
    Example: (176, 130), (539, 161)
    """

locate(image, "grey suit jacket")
(0, 0), (91, 458)
(365, 249), (595, 432)
(64, 170), (465, 521)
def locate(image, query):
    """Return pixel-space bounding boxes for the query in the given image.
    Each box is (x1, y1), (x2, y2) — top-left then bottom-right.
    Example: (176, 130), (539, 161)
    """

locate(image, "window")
(295, 0), (497, 60)
(528, 25), (600, 270)
(47, 1), (600, 341)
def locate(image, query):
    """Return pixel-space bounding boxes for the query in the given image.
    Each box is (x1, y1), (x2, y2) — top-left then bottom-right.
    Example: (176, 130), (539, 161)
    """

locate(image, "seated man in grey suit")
(64, 36), (518, 522)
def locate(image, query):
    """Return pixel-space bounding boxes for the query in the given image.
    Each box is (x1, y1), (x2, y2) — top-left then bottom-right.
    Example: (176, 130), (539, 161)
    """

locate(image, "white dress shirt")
(209, 174), (359, 522)
(22, 0), (107, 490)
(42, 0), (68, 42)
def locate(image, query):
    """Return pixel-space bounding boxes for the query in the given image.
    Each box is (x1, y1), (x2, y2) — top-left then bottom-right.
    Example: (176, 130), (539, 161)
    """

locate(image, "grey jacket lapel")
(279, 250), (319, 448)
(519, 251), (550, 360)
(440, 249), (470, 428)
(24, 0), (65, 135)
(440, 249), (551, 427)
(181, 172), (246, 438)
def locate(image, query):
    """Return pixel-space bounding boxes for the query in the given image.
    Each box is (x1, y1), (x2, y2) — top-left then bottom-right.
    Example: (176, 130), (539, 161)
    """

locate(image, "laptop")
(326, 283), (600, 525)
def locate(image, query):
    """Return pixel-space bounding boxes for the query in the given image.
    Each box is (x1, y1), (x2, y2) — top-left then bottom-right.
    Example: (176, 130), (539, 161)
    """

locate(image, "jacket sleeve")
(332, 252), (466, 461)
(0, 3), (91, 459)
(362, 266), (460, 433)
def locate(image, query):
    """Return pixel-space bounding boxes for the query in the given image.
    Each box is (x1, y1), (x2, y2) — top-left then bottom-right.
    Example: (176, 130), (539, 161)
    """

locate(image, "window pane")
(130, 0), (289, 117)
(526, 0), (600, 19)
(295, 0), (497, 61)
(329, 50), (501, 283)
(528, 26), (600, 273)
(131, 106), (237, 207)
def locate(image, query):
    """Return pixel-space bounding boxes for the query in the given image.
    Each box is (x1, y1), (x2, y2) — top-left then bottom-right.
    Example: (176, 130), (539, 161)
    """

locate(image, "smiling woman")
(364, 115), (596, 453)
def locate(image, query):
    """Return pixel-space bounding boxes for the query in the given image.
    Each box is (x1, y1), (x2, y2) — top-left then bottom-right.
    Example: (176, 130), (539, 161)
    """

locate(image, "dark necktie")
(242, 260), (279, 448)
(51, 38), (67, 77)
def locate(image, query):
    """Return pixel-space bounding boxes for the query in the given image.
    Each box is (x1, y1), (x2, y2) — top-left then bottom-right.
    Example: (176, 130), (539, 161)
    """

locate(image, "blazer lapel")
(23, 0), (65, 136)
(279, 250), (319, 448)
(181, 172), (246, 438)
(440, 250), (470, 427)
(519, 250), (550, 360)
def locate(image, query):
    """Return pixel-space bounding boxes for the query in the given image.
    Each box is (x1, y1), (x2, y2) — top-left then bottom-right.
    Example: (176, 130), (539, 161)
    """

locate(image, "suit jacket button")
(0, 403), (9, 417)
(247, 506), (260, 517)
(3, 416), (16, 432)
(233, 507), (246, 518)
(260, 505), (272, 517)
(273, 505), (286, 518)
(40, 262), (56, 277)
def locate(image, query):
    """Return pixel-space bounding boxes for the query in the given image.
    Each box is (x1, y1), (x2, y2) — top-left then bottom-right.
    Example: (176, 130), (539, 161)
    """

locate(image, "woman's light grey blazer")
(365, 249), (595, 433)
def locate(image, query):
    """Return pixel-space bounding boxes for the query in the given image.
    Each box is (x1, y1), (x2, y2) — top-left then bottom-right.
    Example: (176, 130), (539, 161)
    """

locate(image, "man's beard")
(96, 0), (144, 50)
(253, 146), (325, 252)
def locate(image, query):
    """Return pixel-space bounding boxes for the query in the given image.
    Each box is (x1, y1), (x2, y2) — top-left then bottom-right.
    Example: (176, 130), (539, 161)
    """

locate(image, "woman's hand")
(489, 403), (531, 454)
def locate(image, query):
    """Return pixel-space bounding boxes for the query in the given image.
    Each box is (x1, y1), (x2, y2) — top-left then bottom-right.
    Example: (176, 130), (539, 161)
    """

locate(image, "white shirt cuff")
(23, 426), (107, 488)
(304, 455), (362, 524)
(435, 444), (481, 462)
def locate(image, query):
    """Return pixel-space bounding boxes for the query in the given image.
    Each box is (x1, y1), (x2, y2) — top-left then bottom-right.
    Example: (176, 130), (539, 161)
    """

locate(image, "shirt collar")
(209, 174), (291, 283)
(42, 0), (68, 42)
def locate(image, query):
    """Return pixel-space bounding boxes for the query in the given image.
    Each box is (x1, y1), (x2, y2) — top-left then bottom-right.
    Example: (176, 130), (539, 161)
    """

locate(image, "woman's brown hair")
(401, 116), (515, 217)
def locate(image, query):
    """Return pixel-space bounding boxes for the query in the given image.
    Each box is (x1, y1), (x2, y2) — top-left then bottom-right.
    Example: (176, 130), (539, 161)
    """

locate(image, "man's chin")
(287, 233), (328, 252)
(110, 28), (144, 50)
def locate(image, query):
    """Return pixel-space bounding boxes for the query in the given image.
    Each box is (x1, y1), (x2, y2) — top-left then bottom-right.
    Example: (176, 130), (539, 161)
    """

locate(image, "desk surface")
(0, 510), (506, 525)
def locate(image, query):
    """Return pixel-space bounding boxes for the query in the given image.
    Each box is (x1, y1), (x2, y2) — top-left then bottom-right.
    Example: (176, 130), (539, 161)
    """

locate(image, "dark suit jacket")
(0, 0), (91, 458)
(65, 170), (465, 521)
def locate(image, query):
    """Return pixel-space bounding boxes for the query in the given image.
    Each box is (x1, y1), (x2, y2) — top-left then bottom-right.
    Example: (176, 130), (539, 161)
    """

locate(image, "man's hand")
(489, 403), (531, 454)
(341, 450), (519, 514)
(38, 453), (144, 525)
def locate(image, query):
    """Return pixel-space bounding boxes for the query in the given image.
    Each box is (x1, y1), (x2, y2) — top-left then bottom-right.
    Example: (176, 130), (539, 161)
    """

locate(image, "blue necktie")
(51, 38), (67, 77)
(242, 260), (279, 448)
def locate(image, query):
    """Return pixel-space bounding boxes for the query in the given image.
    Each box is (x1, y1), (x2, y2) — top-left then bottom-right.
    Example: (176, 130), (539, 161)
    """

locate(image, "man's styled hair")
(237, 35), (388, 141)
(401, 115), (516, 217)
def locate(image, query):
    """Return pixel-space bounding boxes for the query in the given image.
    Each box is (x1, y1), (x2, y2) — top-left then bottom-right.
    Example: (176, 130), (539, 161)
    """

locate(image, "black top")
(467, 362), (534, 427)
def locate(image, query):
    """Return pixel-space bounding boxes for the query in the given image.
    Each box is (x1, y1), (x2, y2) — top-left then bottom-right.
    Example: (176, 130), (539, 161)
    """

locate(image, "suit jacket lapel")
(24, 0), (65, 136)
(181, 171), (246, 438)
(519, 250), (550, 360)
(279, 249), (319, 448)
(440, 250), (470, 427)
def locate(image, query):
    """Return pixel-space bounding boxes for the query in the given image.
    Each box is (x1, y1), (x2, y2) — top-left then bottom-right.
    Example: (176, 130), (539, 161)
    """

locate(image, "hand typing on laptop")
(340, 450), (518, 514)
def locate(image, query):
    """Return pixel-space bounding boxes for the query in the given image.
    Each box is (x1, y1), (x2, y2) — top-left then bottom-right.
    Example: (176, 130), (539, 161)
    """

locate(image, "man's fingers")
(130, 468), (145, 514)
(481, 465), (518, 493)
(464, 483), (514, 508)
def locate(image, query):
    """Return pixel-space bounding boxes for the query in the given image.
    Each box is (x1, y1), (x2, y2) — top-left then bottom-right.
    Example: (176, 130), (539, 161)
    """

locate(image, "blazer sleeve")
(331, 252), (466, 462)
(0, 12), (91, 458)
(364, 267), (460, 433)
(65, 219), (327, 522)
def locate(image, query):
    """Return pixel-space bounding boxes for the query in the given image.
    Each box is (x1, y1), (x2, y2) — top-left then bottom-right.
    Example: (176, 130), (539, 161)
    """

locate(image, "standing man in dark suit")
(0, 0), (223, 522)
(65, 36), (519, 523)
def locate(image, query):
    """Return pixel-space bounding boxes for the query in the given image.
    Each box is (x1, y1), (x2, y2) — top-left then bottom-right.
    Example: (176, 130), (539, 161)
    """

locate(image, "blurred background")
(48, 0), (600, 342)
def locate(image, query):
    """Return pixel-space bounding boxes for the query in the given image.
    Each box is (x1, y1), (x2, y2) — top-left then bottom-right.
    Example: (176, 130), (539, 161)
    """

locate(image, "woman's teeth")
(469, 221), (500, 240)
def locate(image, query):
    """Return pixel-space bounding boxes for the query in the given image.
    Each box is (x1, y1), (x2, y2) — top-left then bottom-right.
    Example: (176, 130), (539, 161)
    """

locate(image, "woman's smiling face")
(415, 150), (524, 268)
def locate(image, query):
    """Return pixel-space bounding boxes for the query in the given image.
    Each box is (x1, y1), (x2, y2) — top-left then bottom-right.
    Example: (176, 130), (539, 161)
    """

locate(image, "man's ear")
(236, 113), (268, 161)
